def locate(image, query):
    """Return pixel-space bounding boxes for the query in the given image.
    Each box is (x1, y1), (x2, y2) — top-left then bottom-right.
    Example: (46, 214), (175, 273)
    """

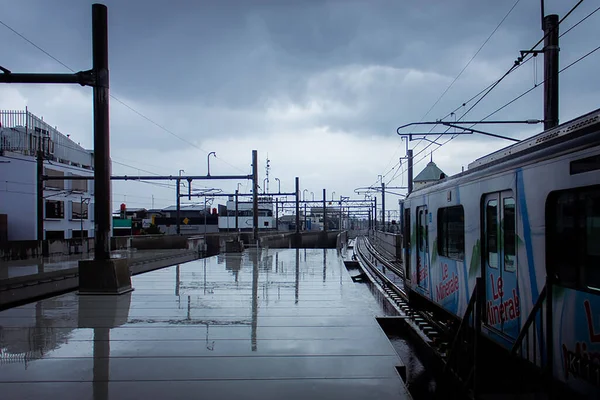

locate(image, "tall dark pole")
(381, 182), (385, 232)
(235, 189), (239, 231)
(275, 199), (279, 231)
(322, 189), (327, 232)
(304, 203), (307, 231)
(92, 4), (111, 260)
(374, 196), (377, 231)
(176, 179), (181, 235)
(36, 150), (44, 242)
(295, 177), (300, 234)
(407, 149), (413, 195)
(252, 150), (258, 241)
(543, 14), (559, 130)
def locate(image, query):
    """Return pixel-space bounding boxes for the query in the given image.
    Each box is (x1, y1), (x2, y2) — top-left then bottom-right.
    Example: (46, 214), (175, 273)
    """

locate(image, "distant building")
(218, 196), (275, 231)
(0, 109), (96, 241)
(413, 160), (447, 188)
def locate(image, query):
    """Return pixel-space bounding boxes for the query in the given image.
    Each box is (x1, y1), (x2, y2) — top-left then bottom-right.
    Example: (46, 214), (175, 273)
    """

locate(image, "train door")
(483, 191), (519, 339)
(417, 206), (429, 290)
(403, 208), (411, 282)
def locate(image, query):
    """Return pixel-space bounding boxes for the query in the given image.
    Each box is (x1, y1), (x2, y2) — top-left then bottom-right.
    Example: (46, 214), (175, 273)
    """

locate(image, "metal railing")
(443, 277), (483, 397)
(0, 109), (92, 168)
(510, 279), (551, 376)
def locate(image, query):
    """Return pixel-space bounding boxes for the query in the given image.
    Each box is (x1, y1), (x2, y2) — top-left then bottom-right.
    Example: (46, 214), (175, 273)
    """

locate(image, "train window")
(547, 186), (600, 291)
(503, 198), (516, 272)
(418, 209), (424, 252)
(486, 200), (499, 269)
(437, 206), (465, 261)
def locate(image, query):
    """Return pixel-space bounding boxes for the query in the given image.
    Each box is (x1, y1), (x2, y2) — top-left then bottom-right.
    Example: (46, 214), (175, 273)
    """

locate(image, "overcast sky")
(1, 0), (599, 217)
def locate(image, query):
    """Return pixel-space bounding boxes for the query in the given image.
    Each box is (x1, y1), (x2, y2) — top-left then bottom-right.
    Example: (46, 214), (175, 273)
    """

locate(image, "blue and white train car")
(400, 108), (600, 395)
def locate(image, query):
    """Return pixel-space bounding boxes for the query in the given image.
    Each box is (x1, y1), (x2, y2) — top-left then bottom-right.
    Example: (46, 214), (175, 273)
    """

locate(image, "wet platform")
(0, 248), (410, 399)
(0, 249), (193, 280)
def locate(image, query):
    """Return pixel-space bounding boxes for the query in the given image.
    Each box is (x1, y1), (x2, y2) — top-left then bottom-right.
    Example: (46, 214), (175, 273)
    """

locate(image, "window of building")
(44, 168), (64, 189)
(72, 230), (89, 238)
(45, 200), (64, 219)
(46, 230), (64, 240)
(71, 175), (87, 192)
(437, 205), (465, 260)
(71, 201), (89, 220)
(547, 186), (600, 291)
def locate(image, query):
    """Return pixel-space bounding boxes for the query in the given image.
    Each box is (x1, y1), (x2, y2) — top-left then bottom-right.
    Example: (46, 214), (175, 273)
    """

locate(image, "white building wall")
(0, 154), (37, 240)
(0, 154), (95, 240)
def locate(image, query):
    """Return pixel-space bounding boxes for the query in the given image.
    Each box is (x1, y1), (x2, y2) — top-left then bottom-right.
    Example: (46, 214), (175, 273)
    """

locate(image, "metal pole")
(295, 177), (300, 234)
(176, 178), (181, 234)
(204, 196), (207, 234)
(381, 182), (386, 232)
(252, 150), (258, 240)
(322, 189), (327, 232)
(187, 178), (192, 200)
(92, 4), (111, 261)
(80, 196), (84, 248)
(36, 150), (44, 242)
(275, 199), (279, 231)
(235, 189), (239, 231)
(304, 203), (307, 231)
(407, 149), (413, 195)
(543, 14), (559, 130)
(374, 196), (377, 231)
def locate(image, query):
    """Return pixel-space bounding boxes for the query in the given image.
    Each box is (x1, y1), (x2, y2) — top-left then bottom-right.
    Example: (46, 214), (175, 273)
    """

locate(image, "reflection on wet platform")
(0, 248), (409, 399)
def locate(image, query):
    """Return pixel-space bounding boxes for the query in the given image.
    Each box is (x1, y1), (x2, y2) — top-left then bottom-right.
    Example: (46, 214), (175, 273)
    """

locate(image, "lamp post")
(275, 178), (280, 193)
(237, 182), (242, 192)
(263, 178), (268, 194)
(303, 189), (308, 202)
(331, 191), (335, 202)
(311, 191), (314, 201)
(207, 152), (216, 176)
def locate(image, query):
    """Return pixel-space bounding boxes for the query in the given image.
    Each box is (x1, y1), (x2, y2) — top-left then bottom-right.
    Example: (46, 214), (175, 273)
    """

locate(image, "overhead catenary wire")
(379, 0), (521, 178)
(0, 18), (248, 175)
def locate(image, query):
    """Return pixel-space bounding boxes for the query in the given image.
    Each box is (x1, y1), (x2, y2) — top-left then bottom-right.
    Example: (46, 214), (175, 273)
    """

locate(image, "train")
(399, 107), (600, 396)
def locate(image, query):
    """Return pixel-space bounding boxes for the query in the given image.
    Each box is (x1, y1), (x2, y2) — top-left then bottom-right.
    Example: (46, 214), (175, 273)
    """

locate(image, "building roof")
(413, 161), (446, 182)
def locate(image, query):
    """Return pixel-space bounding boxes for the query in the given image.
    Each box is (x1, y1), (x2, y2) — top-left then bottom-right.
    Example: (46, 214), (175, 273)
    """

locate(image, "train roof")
(405, 107), (600, 198)
(468, 107), (600, 169)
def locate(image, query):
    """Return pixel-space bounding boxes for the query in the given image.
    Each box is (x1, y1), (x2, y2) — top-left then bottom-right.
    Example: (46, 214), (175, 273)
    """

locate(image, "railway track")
(353, 236), (452, 357)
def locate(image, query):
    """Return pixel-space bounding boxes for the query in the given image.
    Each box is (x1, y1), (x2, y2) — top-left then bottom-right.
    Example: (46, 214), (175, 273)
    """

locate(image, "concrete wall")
(373, 230), (402, 259)
(259, 231), (340, 249)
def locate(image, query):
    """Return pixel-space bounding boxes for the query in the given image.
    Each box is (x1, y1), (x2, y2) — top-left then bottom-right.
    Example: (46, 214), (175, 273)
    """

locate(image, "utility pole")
(295, 177), (300, 234)
(322, 189), (327, 232)
(544, 14), (559, 130)
(235, 189), (239, 232)
(274, 198), (278, 231)
(36, 150), (44, 243)
(176, 178), (181, 235)
(92, 4), (111, 260)
(374, 196), (377, 231)
(252, 150), (258, 241)
(304, 203), (307, 231)
(407, 149), (413, 195)
(381, 182), (386, 232)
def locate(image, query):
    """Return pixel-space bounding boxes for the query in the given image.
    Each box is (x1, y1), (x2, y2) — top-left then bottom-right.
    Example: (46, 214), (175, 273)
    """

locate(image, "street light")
(207, 152), (216, 176)
(263, 177), (268, 194)
(311, 191), (314, 201)
(237, 182), (242, 192)
(274, 178), (280, 193)
(331, 191), (335, 202)
(303, 189), (308, 202)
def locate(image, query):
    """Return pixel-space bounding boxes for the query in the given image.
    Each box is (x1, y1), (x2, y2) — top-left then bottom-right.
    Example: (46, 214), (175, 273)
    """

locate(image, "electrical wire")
(379, 0), (521, 177)
(0, 18), (248, 175)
